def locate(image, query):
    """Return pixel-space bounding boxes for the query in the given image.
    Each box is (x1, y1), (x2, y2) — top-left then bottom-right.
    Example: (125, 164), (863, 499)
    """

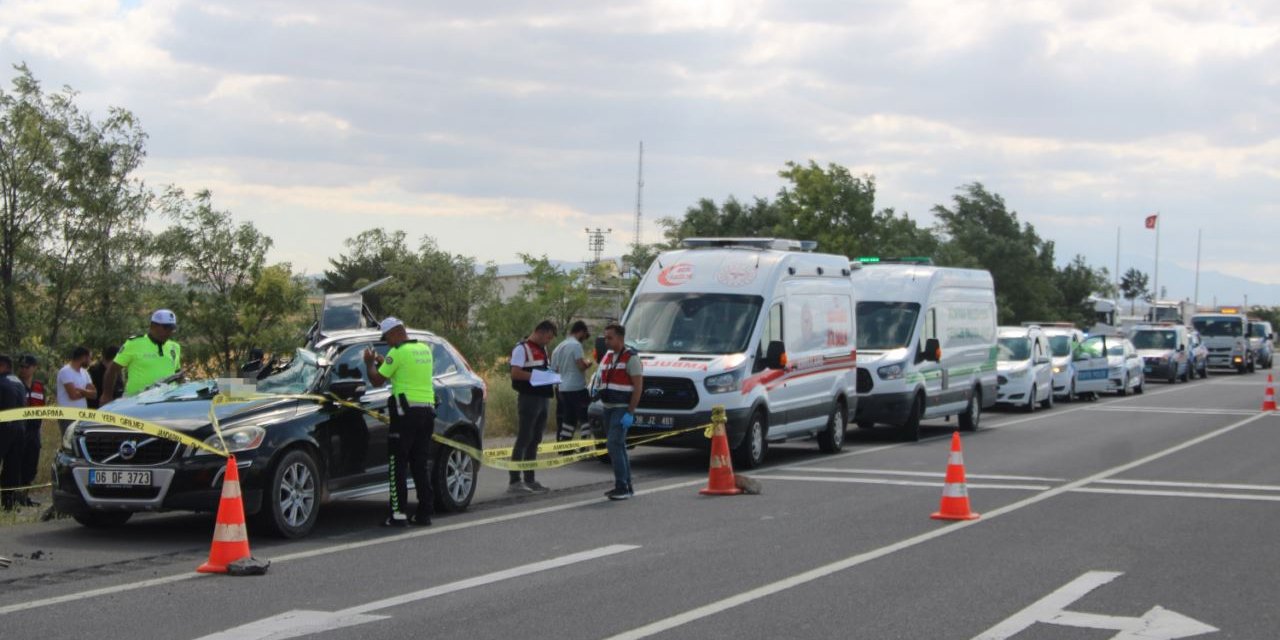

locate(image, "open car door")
(1074, 335), (1111, 396)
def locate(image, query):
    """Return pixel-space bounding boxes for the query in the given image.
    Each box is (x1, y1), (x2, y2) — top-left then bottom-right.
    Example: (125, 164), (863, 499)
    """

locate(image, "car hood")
(1136, 349), (1176, 359)
(997, 361), (1030, 374)
(86, 383), (304, 434)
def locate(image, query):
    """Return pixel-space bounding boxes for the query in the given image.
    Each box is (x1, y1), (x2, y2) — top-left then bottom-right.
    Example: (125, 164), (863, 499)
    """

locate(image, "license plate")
(89, 469), (152, 487)
(635, 414), (675, 428)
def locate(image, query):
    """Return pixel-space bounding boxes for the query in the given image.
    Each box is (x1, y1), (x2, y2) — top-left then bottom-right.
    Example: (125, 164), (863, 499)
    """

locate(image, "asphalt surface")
(2, 370), (1278, 639)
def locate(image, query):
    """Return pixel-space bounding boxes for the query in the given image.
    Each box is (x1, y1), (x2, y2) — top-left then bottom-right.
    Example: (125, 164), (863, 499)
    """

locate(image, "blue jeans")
(604, 406), (631, 491)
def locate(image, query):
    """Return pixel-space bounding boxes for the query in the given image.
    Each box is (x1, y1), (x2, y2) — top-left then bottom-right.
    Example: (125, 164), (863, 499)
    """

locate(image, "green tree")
(933, 183), (1058, 324)
(318, 228), (409, 316)
(1055, 256), (1111, 326)
(1119, 268), (1150, 315)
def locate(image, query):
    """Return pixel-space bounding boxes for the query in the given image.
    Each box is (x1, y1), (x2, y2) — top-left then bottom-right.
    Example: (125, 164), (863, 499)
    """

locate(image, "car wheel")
(1118, 375), (1129, 397)
(435, 431), (478, 513)
(1066, 380), (1077, 403)
(958, 389), (981, 432)
(1040, 384), (1054, 409)
(732, 411), (768, 469)
(1180, 363), (1190, 382)
(73, 511), (132, 528)
(1024, 385), (1038, 413)
(1168, 367), (1177, 384)
(900, 393), (924, 441)
(1248, 357), (1257, 373)
(1134, 375), (1144, 394)
(817, 400), (846, 453)
(255, 449), (320, 539)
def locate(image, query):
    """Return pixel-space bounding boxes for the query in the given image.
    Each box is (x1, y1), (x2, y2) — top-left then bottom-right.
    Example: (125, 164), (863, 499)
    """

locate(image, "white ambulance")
(849, 260), (998, 441)
(589, 238), (857, 468)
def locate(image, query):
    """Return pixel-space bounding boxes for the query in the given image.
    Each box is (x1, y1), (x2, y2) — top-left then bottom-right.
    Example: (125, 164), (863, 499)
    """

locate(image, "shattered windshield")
(256, 349), (323, 395)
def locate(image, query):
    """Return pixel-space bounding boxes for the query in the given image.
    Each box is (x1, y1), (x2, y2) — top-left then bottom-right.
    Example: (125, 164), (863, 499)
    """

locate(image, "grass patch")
(1, 419), (62, 527)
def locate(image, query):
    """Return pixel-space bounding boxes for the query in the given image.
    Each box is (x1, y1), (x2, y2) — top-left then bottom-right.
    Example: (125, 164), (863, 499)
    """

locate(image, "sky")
(2, 0), (1278, 301)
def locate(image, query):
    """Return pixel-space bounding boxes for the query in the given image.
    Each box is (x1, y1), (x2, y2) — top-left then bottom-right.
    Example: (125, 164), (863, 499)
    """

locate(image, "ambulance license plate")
(89, 469), (152, 487)
(634, 414), (675, 428)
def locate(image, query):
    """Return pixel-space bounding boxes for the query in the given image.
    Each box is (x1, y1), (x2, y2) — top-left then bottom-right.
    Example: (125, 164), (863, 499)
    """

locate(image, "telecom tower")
(634, 141), (644, 251)
(586, 227), (611, 265)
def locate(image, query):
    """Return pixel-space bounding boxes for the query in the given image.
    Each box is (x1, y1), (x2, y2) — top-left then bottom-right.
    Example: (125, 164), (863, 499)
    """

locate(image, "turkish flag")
(1144, 214), (1158, 229)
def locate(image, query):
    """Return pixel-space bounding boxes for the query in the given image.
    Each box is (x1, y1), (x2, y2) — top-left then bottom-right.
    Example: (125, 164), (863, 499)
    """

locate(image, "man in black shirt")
(0, 355), (31, 510)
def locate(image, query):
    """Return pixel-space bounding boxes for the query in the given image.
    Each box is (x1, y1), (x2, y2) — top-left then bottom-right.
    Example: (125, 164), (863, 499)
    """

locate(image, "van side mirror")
(765, 340), (787, 370)
(330, 380), (366, 401)
(1177, 344), (1185, 352)
(1035, 355), (1050, 365)
(922, 338), (941, 362)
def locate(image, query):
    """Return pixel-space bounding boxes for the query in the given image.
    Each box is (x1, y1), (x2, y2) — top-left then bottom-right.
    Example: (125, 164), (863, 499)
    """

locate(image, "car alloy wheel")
(279, 459), (316, 529)
(444, 447), (475, 506)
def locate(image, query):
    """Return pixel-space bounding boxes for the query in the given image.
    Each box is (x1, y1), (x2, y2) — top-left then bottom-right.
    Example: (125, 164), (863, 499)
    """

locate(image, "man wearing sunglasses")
(100, 309), (183, 405)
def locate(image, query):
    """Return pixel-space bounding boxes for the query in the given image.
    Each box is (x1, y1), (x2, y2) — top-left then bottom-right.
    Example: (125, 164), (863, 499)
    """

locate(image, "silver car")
(1080, 335), (1145, 396)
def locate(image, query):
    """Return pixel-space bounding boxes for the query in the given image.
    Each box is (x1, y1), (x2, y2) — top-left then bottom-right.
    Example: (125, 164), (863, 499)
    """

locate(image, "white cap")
(379, 317), (404, 335)
(151, 309), (177, 325)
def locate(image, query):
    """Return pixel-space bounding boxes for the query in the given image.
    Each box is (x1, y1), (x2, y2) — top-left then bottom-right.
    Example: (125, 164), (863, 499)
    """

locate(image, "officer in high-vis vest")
(365, 317), (435, 527)
(507, 320), (558, 494)
(100, 309), (182, 405)
(597, 322), (644, 500)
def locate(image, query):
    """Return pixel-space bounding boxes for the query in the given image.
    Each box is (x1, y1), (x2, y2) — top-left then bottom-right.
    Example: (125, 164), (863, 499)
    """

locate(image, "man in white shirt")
(56, 346), (97, 410)
(551, 321), (594, 442)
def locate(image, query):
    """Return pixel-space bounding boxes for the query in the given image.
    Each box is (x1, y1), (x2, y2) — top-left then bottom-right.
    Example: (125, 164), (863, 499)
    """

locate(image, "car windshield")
(997, 337), (1031, 361)
(1193, 317), (1242, 337)
(856, 302), (920, 350)
(1080, 337), (1125, 357)
(1131, 330), (1176, 350)
(1048, 335), (1072, 357)
(256, 348), (323, 395)
(1251, 324), (1269, 338)
(625, 293), (764, 354)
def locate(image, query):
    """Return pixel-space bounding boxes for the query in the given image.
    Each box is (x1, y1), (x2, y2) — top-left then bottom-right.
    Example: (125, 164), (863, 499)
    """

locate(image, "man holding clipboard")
(508, 320), (559, 494)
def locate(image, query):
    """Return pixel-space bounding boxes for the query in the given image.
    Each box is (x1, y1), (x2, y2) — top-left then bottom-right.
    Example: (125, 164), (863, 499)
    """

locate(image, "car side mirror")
(921, 338), (941, 362)
(765, 340), (787, 370)
(1177, 345), (1185, 352)
(1035, 356), (1050, 365)
(330, 380), (366, 401)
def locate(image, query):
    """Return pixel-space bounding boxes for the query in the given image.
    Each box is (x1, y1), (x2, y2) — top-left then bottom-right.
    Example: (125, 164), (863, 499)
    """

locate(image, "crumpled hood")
(86, 383), (301, 433)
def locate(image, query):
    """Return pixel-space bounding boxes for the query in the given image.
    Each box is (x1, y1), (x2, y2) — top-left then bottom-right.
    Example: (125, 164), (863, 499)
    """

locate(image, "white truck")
(589, 238), (857, 468)
(1190, 308), (1254, 374)
(849, 260), (998, 441)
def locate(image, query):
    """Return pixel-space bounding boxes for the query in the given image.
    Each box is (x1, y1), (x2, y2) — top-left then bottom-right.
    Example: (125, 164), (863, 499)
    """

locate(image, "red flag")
(1144, 214), (1158, 229)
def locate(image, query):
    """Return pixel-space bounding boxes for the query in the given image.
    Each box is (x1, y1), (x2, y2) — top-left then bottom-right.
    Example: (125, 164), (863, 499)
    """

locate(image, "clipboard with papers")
(530, 369), (563, 387)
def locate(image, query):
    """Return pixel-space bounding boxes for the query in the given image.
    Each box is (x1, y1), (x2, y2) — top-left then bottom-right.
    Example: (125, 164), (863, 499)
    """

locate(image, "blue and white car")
(1079, 334), (1145, 396)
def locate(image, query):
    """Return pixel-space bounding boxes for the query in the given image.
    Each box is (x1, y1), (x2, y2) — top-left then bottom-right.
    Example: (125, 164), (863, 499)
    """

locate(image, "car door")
(918, 306), (945, 412)
(318, 343), (392, 490)
(1033, 335), (1053, 400)
(1074, 336), (1110, 395)
(759, 300), (794, 426)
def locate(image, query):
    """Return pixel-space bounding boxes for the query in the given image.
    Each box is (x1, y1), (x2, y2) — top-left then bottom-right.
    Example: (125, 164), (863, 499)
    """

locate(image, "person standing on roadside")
(0, 355), (30, 511)
(551, 321), (593, 442)
(56, 346), (96, 430)
(101, 309), (182, 404)
(508, 320), (557, 494)
(87, 346), (122, 409)
(598, 323), (643, 500)
(15, 355), (48, 507)
(364, 317), (435, 527)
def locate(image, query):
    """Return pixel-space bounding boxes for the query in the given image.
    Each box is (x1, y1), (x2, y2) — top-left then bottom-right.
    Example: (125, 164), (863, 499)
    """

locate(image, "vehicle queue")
(12, 237), (1277, 540)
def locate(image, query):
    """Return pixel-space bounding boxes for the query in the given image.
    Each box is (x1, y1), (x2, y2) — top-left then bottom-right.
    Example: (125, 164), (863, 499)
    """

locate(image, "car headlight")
(62, 423), (79, 454)
(195, 426), (266, 457)
(877, 362), (905, 380)
(1052, 366), (1062, 374)
(1008, 368), (1029, 379)
(704, 369), (744, 394)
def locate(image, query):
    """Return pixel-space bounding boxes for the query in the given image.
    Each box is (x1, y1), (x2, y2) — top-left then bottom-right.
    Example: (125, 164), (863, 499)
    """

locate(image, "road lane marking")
(1094, 478), (1280, 492)
(1084, 406), (1258, 416)
(1070, 487), (1280, 502)
(764, 475), (1051, 491)
(0, 480), (702, 617)
(791, 468), (1065, 482)
(972, 570), (1217, 639)
(604, 411), (1268, 640)
(197, 544), (639, 640)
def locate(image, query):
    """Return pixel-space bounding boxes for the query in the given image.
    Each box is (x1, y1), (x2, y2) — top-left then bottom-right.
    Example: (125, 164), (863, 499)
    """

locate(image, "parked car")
(54, 319), (486, 538)
(852, 260), (997, 439)
(995, 325), (1055, 412)
(1079, 334), (1145, 395)
(1128, 324), (1192, 384)
(1249, 320), (1274, 370)
(1188, 330), (1209, 379)
(1192, 310), (1253, 374)
(1039, 324), (1085, 400)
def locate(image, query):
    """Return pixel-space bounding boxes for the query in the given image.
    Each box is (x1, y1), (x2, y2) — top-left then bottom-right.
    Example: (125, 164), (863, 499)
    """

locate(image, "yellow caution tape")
(0, 407), (228, 457)
(437, 424), (711, 471)
(0, 482), (53, 492)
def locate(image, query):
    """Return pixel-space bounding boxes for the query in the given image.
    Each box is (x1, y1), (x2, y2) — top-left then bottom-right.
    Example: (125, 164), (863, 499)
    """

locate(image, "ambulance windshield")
(625, 293), (764, 354)
(855, 302), (920, 350)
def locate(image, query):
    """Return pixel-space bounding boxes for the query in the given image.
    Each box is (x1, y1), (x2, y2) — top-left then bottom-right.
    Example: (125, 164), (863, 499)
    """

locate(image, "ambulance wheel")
(958, 390), (981, 432)
(733, 411), (768, 469)
(73, 511), (132, 528)
(818, 400), (846, 453)
(900, 394), (923, 442)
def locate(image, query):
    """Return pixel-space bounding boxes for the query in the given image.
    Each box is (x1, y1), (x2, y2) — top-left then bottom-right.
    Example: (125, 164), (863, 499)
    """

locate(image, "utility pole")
(586, 227), (612, 266)
(1193, 228), (1202, 306)
(634, 141), (644, 252)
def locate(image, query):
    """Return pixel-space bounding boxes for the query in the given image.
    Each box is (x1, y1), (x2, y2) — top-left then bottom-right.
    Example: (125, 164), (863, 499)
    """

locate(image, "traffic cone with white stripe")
(1263, 375), (1277, 412)
(700, 406), (742, 496)
(931, 432), (980, 521)
(197, 455), (254, 573)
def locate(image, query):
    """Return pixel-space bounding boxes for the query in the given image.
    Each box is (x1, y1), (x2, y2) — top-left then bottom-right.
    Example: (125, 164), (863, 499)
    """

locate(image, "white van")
(995, 325), (1055, 411)
(850, 261), (998, 440)
(589, 238), (857, 468)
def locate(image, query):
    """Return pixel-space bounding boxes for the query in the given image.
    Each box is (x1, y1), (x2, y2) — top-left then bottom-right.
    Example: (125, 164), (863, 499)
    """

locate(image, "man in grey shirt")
(551, 321), (593, 442)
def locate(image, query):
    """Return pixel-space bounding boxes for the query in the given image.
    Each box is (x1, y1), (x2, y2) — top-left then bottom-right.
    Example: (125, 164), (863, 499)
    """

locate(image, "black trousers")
(0, 426), (23, 508)
(512, 394), (548, 484)
(555, 389), (590, 441)
(21, 420), (40, 486)
(388, 405), (435, 518)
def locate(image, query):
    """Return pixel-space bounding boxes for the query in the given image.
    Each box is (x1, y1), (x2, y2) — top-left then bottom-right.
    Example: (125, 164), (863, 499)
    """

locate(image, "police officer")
(15, 355), (46, 507)
(508, 320), (557, 494)
(0, 355), (29, 511)
(100, 309), (182, 404)
(364, 317), (435, 527)
(598, 323), (643, 500)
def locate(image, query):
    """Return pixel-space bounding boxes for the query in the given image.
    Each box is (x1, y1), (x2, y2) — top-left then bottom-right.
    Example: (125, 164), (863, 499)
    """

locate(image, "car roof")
(314, 328), (442, 351)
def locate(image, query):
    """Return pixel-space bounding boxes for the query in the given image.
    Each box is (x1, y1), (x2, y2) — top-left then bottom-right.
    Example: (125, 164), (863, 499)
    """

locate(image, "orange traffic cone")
(700, 407), (742, 496)
(197, 455), (254, 573)
(931, 432), (980, 521)
(1264, 375), (1277, 412)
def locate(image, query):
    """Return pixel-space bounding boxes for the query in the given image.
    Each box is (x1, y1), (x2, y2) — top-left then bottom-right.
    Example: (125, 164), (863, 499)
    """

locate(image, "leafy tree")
(318, 228), (409, 316)
(933, 183), (1058, 324)
(659, 196), (779, 245)
(1119, 268), (1150, 315)
(1055, 256), (1111, 326)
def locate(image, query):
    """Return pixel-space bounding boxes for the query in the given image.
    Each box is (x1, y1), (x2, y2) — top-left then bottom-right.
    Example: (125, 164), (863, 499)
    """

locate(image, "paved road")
(2, 371), (1277, 639)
